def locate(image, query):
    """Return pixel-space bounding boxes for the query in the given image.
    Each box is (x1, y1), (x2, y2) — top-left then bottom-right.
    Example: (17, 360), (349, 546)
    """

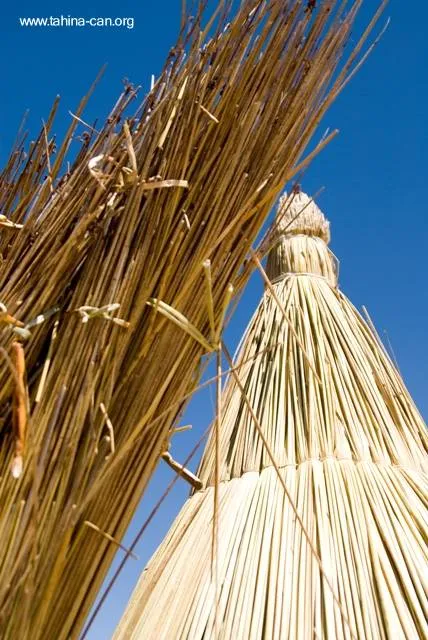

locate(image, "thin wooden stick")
(203, 260), (216, 344)
(161, 452), (202, 490)
(35, 320), (59, 404)
(213, 348), (221, 639)
(10, 342), (28, 479)
(83, 521), (138, 559)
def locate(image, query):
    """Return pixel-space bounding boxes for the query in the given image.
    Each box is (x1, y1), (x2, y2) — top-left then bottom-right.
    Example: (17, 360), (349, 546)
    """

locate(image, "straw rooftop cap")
(114, 191), (428, 640)
(274, 190), (331, 242)
(266, 190), (336, 286)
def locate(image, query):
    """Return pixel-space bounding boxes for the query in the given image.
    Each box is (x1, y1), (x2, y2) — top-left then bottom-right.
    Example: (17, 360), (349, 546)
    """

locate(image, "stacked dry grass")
(0, 2), (387, 637)
(114, 192), (427, 639)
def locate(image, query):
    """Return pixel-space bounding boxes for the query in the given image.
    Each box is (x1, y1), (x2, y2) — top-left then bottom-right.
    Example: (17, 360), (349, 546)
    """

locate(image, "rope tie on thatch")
(269, 271), (334, 286)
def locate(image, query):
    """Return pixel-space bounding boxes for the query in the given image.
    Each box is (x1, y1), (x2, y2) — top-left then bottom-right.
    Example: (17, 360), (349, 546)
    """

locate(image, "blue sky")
(1, 1), (427, 638)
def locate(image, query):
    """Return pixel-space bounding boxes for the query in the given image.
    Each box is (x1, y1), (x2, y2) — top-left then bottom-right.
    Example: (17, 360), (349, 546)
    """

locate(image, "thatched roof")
(114, 192), (428, 639)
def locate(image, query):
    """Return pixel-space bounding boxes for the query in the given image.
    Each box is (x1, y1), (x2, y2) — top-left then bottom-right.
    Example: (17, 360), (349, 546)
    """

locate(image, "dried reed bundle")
(0, 2), (387, 637)
(114, 192), (427, 639)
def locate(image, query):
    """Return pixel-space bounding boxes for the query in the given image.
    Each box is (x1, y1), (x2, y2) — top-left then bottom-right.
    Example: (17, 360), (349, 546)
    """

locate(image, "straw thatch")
(114, 192), (428, 639)
(0, 2), (387, 637)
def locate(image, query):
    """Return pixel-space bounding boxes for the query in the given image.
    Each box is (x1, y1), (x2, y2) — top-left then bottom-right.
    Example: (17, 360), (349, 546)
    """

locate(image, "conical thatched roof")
(114, 192), (428, 639)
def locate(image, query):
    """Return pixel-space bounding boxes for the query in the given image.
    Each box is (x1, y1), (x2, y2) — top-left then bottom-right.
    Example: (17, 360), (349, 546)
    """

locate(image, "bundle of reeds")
(0, 1), (387, 637)
(114, 192), (427, 639)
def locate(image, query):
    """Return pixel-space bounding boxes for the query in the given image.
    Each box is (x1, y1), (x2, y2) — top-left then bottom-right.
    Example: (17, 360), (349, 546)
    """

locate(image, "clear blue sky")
(1, 2), (427, 638)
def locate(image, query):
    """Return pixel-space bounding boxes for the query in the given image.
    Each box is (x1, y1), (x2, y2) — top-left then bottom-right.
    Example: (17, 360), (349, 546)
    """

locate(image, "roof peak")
(266, 190), (335, 284)
(275, 191), (330, 243)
